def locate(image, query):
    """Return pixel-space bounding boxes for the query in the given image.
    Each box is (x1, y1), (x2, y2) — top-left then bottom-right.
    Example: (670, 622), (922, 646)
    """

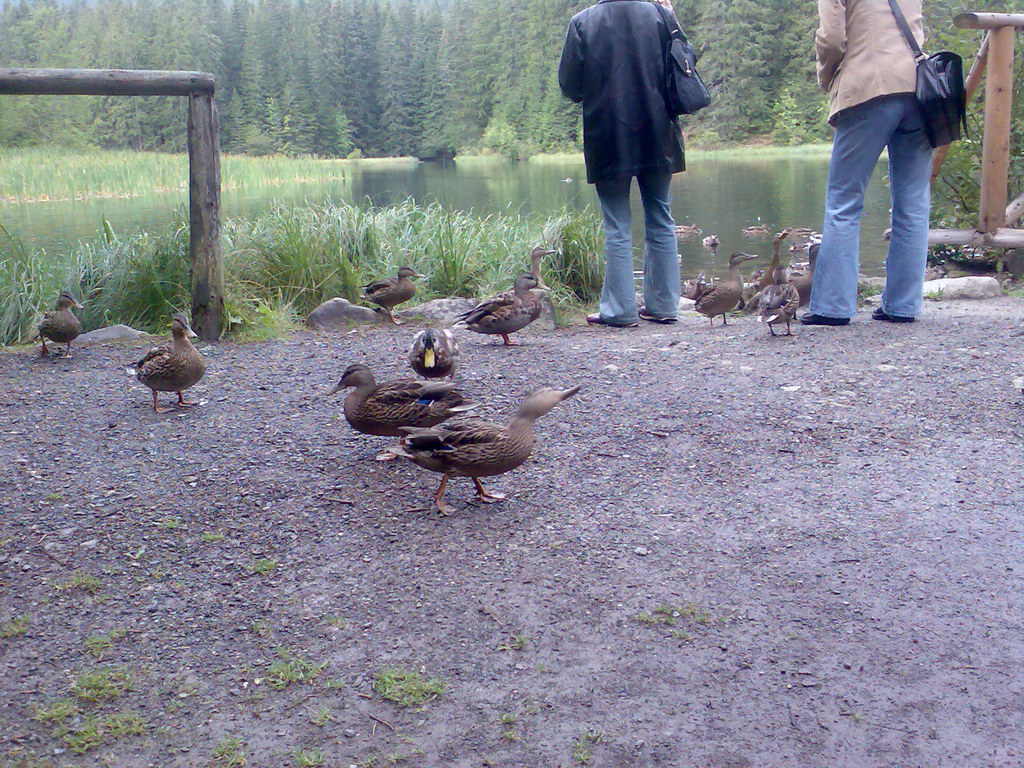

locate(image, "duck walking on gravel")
(695, 252), (758, 328)
(409, 328), (459, 380)
(37, 291), (84, 358)
(326, 364), (477, 460)
(392, 385), (580, 515)
(362, 266), (424, 325)
(131, 313), (207, 413)
(456, 272), (547, 347)
(758, 265), (801, 336)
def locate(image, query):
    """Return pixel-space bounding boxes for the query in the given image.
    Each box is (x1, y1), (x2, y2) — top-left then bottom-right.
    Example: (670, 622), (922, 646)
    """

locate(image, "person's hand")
(653, 0), (673, 9)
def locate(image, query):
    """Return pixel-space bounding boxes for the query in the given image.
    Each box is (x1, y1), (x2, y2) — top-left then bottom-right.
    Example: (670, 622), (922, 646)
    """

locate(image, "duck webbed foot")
(500, 334), (520, 346)
(176, 391), (199, 407)
(435, 474), (453, 516)
(473, 478), (507, 504)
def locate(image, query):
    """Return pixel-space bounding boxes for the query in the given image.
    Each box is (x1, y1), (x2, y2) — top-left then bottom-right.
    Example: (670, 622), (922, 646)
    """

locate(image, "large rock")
(922, 276), (1003, 300)
(306, 298), (380, 329)
(78, 325), (145, 344)
(396, 298), (477, 325)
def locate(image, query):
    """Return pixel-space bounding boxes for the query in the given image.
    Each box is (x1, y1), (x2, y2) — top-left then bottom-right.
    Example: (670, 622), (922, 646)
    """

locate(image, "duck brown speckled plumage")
(409, 328), (459, 380)
(457, 273), (546, 346)
(789, 243), (818, 308)
(758, 264), (801, 336)
(393, 385), (580, 515)
(695, 252), (758, 328)
(38, 291), (84, 357)
(362, 266), (424, 325)
(133, 313), (207, 413)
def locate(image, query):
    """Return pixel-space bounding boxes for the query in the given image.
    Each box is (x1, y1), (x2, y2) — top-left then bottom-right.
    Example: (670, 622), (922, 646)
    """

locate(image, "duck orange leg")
(40, 338), (49, 357)
(64, 342), (73, 359)
(500, 333), (519, 346)
(473, 477), (507, 503)
(435, 473), (454, 516)
(152, 391), (173, 414)
(386, 308), (403, 326)
(177, 391), (199, 407)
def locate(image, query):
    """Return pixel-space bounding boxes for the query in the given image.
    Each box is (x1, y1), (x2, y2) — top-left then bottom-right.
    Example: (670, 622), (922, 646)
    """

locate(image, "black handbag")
(652, 2), (711, 116)
(888, 0), (967, 148)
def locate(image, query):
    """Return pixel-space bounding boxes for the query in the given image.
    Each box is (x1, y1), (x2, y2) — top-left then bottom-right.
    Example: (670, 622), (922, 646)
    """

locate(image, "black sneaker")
(800, 313), (850, 327)
(638, 309), (678, 325)
(872, 308), (915, 323)
(586, 313), (639, 328)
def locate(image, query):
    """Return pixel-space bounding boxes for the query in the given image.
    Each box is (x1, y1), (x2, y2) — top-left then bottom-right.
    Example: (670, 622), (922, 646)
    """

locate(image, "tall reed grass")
(1, 201), (604, 346)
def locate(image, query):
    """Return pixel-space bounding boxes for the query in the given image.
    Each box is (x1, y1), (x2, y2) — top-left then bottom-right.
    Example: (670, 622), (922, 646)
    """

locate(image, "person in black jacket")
(559, 0), (685, 327)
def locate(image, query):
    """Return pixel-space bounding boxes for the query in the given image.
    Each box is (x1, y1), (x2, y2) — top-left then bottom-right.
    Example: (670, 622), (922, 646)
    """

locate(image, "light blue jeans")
(595, 171), (680, 324)
(810, 94), (933, 320)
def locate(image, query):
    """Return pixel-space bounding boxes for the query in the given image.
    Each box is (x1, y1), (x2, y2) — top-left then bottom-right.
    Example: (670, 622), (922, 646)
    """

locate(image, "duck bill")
(323, 383), (344, 397)
(559, 385), (582, 402)
(74, 300), (85, 310)
(185, 327), (198, 339)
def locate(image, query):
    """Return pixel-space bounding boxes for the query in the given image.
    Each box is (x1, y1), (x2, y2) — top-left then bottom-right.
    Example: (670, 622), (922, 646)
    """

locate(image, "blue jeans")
(810, 94), (933, 320)
(595, 171), (679, 324)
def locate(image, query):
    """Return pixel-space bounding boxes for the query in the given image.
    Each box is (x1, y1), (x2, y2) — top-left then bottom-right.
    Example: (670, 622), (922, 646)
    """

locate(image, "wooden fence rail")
(0, 68), (223, 341)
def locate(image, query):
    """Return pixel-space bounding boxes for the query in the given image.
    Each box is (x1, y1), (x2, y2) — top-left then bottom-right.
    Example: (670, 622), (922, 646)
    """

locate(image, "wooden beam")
(187, 93), (224, 342)
(928, 227), (1024, 248)
(0, 68), (214, 96)
(955, 13), (1024, 30)
(1006, 191), (1024, 225)
(978, 25), (1016, 232)
(932, 33), (990, 183)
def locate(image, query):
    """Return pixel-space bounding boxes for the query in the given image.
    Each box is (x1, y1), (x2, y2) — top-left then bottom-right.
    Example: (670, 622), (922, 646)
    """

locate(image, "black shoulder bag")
(652, 2), (711, 116)
(888, 0), (967, 148)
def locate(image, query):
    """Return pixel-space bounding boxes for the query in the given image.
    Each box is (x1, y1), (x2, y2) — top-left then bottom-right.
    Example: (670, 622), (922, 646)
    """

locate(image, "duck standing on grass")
(695, 252), (758, 328)
(131, 313), (207, 413)
(392, 385), (581, 515)
(37, 291), (84, 358)
(326, 364), (477, 460)
(409, 328), (459, 380)
(362, 266), (424, 325)
(758, 265), (801, 336)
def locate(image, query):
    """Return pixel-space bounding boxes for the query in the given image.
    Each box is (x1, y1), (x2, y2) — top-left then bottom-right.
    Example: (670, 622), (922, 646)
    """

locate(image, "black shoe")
(872, 307), (915, 323)
(800, 313), (850, 327)
(586, 313), (639, 328)
(638, 309), (678, 325)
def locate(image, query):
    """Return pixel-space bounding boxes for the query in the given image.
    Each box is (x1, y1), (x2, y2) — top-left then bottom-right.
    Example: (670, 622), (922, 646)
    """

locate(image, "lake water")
(0, 151), (895, 276)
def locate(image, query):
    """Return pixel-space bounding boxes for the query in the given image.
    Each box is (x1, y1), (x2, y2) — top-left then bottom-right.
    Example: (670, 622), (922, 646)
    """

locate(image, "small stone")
(306, 298), (380, 330)
(634, 546), (649, 557)
(78, 324), (145, 343)
(343, 729), (356, 738)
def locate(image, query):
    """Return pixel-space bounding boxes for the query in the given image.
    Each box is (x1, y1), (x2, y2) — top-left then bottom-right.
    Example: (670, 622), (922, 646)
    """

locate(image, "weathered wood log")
(0, 68), (214, 96)
(1005, 190), (1024, 225)
(955, 13), (1024, 30)
(932, 33), (989, 183)
(978, 25), (1016, 233)
(187, 93), (224, 342)
(928, 227), (1024, 248)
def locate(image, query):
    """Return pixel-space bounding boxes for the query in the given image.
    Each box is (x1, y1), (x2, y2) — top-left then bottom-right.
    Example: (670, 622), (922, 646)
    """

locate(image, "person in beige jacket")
(803, 0), (931, 327)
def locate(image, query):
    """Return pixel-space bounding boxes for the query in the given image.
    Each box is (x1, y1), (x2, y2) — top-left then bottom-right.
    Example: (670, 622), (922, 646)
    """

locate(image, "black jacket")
(558, 0), (685, 184)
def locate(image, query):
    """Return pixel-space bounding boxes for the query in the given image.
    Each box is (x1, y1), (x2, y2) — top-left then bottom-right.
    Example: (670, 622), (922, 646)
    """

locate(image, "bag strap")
(887, 0), (927, 62)
(651, 1), (688, 46)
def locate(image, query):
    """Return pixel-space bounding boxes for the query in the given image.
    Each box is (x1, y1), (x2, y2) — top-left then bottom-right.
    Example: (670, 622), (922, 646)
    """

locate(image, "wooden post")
(978, 25), (1016, 233)
(187, 92), (224, 342)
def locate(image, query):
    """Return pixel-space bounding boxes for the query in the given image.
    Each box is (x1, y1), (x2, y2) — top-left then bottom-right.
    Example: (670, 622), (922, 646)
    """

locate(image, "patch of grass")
(498, 712), (517, 725)
(325, 614), (346, 629)
(501, 728), (520, 741)
(34, 699), (79, 724)
(211, 737), (247, 768)
(572, 729), (603, 765)
(266, 649), (326, 690)
(250, 558), (278, 576)
(310, 706), (334, 727)
(373, 667), (444, 708)
(924, 288), (946, 301)
(54, 571), (101, 594)
(325, 678), (346, 690)
(496, 634), (529, 652)
(62, 712), (145, 754)
(158, 516), (183, 530)
(84, 628), (127, 659)
(250, 620), (271, 637)
(292, 749), (325, 767)
(1, 615), (30, 638)
(201, 531), (226, 543)
(635, 603), (712, 627)
(70, 666), (133, 702)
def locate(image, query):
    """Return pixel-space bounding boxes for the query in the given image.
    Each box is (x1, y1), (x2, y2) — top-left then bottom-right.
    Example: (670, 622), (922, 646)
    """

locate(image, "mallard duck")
(695, 252), (758, 328)
(675, 224), (702, 237)
(326, 364), (477, 458)
(37, 291), (84, 357)
(362, 266), (424, 325)
(682, 271), (712, 302)
(392, 385), (580, 515)
(758, 265), (801, 336)
(789, 243), (818, 308)
(456, 273), (546, 346)
(702, 234), (720, 249)
(409, 328), (459, 380)
(132, 313), (207, 413)
(742, 220), (772, 237)
(756, 230), (791, 292)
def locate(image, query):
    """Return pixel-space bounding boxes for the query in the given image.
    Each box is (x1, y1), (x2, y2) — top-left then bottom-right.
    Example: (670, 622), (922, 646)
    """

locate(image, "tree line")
(0, 0), (1008, 158)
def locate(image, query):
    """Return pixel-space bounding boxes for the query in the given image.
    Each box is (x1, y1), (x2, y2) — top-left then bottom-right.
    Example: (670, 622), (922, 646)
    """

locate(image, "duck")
(456, 271), (548, 346)
(682, 271), (712, 302)
(758, 264), (801, 336)
(362, 266), (424, 325)
(37, 291), (84, 357)
(757, 230), (791, 292)
(132, 313), (207, 413)
(695, 252), (759, 328)
(325, 364), (477, 459)
(409, 328), (459, 380)
(789, 243), (819, 308)
(702, 234), (720, 249)
(675, 224), (703, 237)
(392, 385), (580, 515)
(742, 219), (772, 237)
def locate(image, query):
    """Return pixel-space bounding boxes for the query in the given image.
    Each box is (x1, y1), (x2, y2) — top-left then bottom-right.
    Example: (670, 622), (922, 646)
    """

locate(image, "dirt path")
(2, 299), (1022, 768)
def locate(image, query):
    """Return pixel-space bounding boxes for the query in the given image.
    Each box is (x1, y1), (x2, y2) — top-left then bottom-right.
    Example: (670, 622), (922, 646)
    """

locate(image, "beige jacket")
(817, 0), (924, 124)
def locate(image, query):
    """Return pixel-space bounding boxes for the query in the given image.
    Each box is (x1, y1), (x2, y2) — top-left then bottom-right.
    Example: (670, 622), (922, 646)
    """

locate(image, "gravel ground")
(1, 298), (1022, 768)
